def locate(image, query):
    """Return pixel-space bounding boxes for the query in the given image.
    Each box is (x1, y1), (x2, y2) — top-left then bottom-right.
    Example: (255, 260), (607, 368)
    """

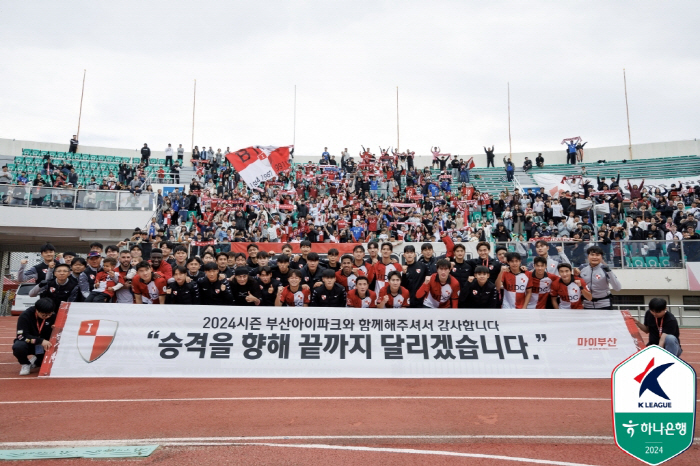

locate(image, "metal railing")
(0, 184), (156, 211)
(495, 239), (700, 270)
(613, 305), (700, 328)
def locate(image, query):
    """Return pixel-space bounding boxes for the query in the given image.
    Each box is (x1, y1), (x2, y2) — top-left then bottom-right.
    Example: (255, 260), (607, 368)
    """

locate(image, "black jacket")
(450, 259), (473, 289)
(197, 277), (233, 306)
(230, 277), (263, 306)
(141, 146), (151, 157)
(301, 265), (326, 288)
(15, 306), (56, 345)
(458, 280), (500, 309)
(40, 276), (78, 312)
(466, 257), (503, 284)
(165, 281), (200, 305)
(258, 279), (282, 306)
(311, 283), (347, 308)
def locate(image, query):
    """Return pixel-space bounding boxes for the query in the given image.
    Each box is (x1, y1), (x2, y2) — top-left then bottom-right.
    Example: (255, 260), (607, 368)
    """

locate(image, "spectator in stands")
(13, 297), (56, 376)
(140, 143), (151, 167)
(69, 135), (79, 153)
(535, 153), (544, 168)
(484, 146), (495, 167)
(635, 298), (682, 356)
(503, 157), (514, 182)
(0, 165), (11, 184)
(165, 144), (174, 167)
(523, 157), (533, 172)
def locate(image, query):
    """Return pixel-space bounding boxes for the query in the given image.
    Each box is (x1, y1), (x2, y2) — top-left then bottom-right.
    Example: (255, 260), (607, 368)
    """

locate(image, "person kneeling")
(634, 298), (682, 357)
(13, 298), (55, 376)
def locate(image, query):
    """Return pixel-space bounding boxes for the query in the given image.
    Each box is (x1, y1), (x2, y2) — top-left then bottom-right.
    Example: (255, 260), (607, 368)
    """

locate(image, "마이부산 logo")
(612, 345), (696, 465)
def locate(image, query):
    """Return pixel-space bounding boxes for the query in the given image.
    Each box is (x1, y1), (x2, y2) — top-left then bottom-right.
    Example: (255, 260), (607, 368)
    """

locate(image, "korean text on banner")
(40, 304), (643, 379)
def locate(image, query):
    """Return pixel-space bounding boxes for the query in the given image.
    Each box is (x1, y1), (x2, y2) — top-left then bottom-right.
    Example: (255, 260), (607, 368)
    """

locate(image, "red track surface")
(1, 316), (698, 465)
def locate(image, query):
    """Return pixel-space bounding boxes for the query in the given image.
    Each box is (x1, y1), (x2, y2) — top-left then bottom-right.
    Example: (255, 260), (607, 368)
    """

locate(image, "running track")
(0, 316), (698, 465)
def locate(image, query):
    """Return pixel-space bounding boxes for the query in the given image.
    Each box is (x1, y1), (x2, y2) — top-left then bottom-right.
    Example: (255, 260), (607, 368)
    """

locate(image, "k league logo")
(612, 346), (696, 465)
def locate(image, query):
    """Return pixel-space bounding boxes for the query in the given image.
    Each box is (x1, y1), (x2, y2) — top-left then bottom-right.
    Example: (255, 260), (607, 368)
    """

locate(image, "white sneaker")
(27, 355), (37, 368)
(19, 364), (31, 376)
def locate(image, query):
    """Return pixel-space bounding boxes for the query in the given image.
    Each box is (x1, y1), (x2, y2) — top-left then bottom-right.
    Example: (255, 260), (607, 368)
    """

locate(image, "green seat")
(132, 157), (140, 164)
(631, 256), (645, 268)
(89, 162), (98, 170)
(7, 163), (15, 172)
(31, 149), (40, 157)
(22, 149), (31, 156)
(56, 151), (66, 158)
(89, 154), (99, 161)
(27, 166), (36, 175)
(105, 156), (114, 163)
(40, 151), (49, 157)
(32, 158), (42, 166)
(14, 156), (24, 165)
(645, 256), (660, 267)
(80, 161), (89, 169)
(48, 151), (57, 157)
(97, 155), (106, 162)
(660, 257), (670, 267)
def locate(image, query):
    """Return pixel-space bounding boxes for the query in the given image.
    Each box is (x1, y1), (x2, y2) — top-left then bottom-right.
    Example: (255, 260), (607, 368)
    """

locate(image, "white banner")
(40, 304), (644, 379)
(532, 173), (700, 197)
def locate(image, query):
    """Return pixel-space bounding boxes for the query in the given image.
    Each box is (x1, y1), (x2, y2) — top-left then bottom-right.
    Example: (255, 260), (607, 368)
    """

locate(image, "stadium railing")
(613, 305), (700, 328)
(0, 185), (156, 211)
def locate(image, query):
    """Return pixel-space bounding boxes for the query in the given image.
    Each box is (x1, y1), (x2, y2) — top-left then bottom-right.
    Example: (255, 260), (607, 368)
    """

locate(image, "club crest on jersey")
(49, 287), (56, 293)
(321, 295), (327, 300)
(595, 274), (601, 280)
(173, 291), (178, 295)
(416, 269), (421, 273)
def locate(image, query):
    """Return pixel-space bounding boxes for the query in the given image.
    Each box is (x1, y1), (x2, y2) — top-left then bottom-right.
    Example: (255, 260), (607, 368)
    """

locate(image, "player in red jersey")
(335, 255), (366, 291)
(373, 242), (400, 294)
(526, 256), (558, 309)
(496, 252), (532, 309)
(377, 271), (410, 308)
(132, 261), (168, 304)
(352, 245), (375, 283)
(346, 276), (377, 308)
(416, 259), (460, 308)
(275, 270), (310, 307)
(550, 263), (592, 309)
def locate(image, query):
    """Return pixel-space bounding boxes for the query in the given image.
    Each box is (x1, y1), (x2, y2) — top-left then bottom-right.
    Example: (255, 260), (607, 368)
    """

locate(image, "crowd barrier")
(40, 303), (643, 379)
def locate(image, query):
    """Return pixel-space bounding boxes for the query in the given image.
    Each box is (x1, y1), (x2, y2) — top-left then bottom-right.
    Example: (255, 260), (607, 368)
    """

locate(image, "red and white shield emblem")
(77, 320), (118, 363)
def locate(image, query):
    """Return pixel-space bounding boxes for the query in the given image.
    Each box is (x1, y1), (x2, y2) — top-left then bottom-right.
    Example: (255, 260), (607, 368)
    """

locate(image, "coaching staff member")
(13, 298), (55, 376)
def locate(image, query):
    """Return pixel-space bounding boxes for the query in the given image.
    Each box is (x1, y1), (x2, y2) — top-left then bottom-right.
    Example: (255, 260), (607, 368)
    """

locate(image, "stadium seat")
(106, 156), (114, 163)
(631, 256), (646, 267)
(132, 157), (140, 164)
(7, 164), (15, 172)
(645, 256), (660, 267)
(660, 257), (670, 267)
(31, 150), (40, 157)
(13, 156), (24, 165)
(22, 148), (31, 156)
(48, 151), (57, 158)
(40, 151), (49, 157)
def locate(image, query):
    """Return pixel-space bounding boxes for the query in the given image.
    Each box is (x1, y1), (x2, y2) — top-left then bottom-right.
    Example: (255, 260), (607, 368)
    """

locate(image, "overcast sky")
(1, 1), (698, 156)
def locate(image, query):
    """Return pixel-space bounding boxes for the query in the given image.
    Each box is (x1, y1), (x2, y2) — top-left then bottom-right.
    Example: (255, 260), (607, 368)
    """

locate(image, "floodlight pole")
(507, 82), (512, 159)
(76, 70), (86, 139)
(623, 69), (633, 160)
(191, 79), (196, 154)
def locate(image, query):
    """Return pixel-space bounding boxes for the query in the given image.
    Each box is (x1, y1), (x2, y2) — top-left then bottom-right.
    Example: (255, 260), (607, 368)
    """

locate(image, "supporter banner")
(225, 146), (293, 188)
(40, 305), (643, 378)
(533, 173), (700, 197)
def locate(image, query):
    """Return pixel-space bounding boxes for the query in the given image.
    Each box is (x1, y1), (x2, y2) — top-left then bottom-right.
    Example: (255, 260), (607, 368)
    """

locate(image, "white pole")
(396, 86), (400, 151)
(507, 82), (512, 159)
(76, 70), (86, 139)
(191, 79), (196, 153)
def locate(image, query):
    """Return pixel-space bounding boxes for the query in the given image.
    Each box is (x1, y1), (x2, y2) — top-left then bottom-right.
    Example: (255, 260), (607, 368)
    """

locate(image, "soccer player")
(449, 243), (473, 289)
(466, 241), (502, 284)
(256, 266), (281, 306)
(529, 240), (569, 276)
(335, 255), (365, 291)
(634, 298), (682, 356)
(28, 263), (77, 312)
(301, 252), (326, 288)
(416, 259), (460, 308)
(132, 261), (168, 304)
(165, 266), (200, 305)
(346, 276), (377, 308)
(197, 262), (233, 306)
(377, 270), (410, 308)
(149, 248), (173, 280)
(271, 254), (292, 286)
(458, 266), (499, 309)
(276, 270), (310, 307)
(310, 269), (347, 307)
(374, 242), (400, 294)
(352, 245), (375, 283)
(579, 246), (621, 309)
(497, 252), (532, 309)
(526, 257), (557, 309)
(550, 263), (591, 309)
(230, 267), (262, 306)
(401, 244), (429, 308)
